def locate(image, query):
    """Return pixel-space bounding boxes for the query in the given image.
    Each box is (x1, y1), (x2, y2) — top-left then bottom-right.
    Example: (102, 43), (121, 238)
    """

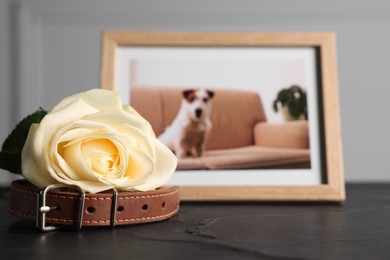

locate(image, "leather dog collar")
(9, 180), (180, 231)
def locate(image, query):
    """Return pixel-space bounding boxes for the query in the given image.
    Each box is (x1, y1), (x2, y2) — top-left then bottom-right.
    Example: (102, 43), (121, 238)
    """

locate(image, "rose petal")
(133, 138), (177, 191)
(62, 139), (100, 181)
(22, 124), (57, 188)
(84, 110), (154, 140)
(51, 144), (82, 181)
(82, 111), (156, 158)
(36, 99), (99, 150)
(122, 105), (156, 137)
(51, 89), (122, 113)
(22, 89), (177, 193)
(22, 100), (99, 187)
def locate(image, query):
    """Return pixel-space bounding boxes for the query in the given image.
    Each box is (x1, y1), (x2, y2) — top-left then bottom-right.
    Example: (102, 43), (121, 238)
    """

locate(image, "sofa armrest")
(254, 121), (309, 149)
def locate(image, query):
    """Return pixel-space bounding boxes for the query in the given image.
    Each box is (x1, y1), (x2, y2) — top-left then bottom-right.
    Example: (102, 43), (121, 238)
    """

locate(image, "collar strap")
(9, 180), (180, 231)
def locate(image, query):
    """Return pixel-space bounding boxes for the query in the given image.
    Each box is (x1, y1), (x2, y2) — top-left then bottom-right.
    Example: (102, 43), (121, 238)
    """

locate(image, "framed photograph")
(100, 32), (345, 202)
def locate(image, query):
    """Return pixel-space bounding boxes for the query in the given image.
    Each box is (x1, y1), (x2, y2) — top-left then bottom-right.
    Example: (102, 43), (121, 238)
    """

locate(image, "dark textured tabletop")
(1, 183), (390, 260)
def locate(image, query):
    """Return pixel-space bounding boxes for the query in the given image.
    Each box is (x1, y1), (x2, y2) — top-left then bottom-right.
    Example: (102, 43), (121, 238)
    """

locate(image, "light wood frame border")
(100, 32), (345, 202)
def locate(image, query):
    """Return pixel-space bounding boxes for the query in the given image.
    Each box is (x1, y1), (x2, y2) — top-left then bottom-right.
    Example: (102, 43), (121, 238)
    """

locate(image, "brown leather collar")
(9, 180), (180, 230)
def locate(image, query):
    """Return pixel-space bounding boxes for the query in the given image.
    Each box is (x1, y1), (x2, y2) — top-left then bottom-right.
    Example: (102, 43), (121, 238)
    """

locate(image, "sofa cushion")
(254, 121), (310, 149)
(206, 89), (266, 150)
(131, 86), (267, 150)
(177, 146), (311, 170)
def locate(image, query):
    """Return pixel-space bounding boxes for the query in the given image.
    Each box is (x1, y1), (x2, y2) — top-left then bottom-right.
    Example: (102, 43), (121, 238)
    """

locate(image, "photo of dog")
(158, 88), (215, 158)
(127, 54), (312, 171)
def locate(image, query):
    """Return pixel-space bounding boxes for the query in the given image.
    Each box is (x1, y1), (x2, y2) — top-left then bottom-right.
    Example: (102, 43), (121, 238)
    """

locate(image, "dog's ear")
(207, 90), (215, 99)
(183, 89), (196, 102)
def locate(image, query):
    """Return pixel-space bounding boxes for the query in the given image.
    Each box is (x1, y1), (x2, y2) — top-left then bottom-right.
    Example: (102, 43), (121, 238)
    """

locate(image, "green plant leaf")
(273, 85), (308, 120)
(0, 108), (47, 174)
(2, 108), (47, 154)
(272, 100), (279, 112)
(0, 152), (22, 174)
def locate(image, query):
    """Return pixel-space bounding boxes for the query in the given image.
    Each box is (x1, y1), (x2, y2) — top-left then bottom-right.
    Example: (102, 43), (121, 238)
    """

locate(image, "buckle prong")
(36, 184), (86, 232)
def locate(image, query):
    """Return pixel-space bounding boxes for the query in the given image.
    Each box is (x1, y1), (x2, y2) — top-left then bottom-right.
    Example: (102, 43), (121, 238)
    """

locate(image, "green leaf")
(272, 100), (279, 112)
(0, 152), (22, 174)
(0, 108), (47, 174)
(273, 85), (308, 120)
(2, 108), (47, 153)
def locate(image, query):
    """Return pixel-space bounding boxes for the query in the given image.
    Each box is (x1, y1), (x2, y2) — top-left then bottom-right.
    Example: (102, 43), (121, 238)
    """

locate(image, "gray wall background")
(1, 0), (389, 185)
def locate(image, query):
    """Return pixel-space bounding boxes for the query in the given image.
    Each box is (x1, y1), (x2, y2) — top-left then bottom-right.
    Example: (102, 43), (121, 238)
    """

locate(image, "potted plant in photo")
(273, 85), (308, 121)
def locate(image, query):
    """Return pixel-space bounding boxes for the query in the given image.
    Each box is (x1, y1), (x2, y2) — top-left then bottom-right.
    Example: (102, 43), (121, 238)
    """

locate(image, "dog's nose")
(195, 108), (203, 118)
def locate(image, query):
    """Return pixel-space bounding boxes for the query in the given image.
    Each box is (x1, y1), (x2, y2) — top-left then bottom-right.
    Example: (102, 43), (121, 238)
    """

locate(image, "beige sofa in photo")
(131, 86), (311, 170)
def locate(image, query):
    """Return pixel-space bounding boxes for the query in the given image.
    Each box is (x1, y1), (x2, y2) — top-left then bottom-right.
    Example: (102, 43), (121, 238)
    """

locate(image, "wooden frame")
(100, 32), (345, 202)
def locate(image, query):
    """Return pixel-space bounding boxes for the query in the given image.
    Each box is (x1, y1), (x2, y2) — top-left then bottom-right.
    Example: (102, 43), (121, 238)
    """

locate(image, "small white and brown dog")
(158, 89), (215, 158)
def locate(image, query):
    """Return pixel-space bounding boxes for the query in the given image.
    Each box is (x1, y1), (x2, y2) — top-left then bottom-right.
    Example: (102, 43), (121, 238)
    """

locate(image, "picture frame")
(100, 31), (345, 202)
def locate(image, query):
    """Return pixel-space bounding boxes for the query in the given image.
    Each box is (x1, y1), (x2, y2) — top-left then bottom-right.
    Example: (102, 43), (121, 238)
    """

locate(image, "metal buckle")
(110, 189), (118, 228)
(36, 184), (86, 232)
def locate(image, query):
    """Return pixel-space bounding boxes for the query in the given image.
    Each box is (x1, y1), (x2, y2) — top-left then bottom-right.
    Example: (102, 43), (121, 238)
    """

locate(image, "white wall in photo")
(132, 58), (307, 123)
(118, 47), (311, 123)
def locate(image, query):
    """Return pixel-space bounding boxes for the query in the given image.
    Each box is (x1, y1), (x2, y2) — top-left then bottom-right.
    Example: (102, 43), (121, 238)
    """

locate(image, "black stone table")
(1, 184), (390, 260)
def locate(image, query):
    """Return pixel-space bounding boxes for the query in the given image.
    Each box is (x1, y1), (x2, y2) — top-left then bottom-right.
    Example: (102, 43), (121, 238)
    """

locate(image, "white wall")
(2, 0), (390, 184)
(0, 0), (17, 184)
(132, 51), (309, 123)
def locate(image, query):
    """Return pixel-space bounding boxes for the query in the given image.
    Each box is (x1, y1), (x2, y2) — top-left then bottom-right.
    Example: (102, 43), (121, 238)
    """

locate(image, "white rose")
(21, 89), (177, 193)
